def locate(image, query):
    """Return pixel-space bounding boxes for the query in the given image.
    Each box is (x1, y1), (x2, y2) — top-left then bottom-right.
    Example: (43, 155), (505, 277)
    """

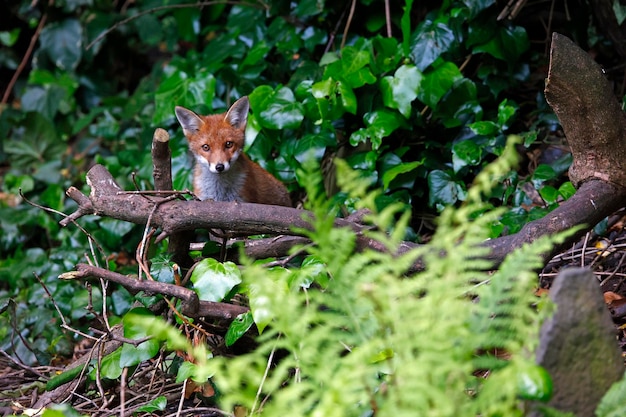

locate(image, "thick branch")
(545, 32), (626, 187)
(151, 128), (194, 267)
(64, 164), (364, 238)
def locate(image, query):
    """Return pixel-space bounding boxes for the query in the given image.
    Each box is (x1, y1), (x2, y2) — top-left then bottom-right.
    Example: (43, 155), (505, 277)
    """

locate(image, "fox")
(174, 97), (291, 207)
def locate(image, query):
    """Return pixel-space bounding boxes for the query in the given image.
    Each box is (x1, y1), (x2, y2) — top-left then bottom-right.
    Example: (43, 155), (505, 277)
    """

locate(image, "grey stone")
(533, 268), (623, 416)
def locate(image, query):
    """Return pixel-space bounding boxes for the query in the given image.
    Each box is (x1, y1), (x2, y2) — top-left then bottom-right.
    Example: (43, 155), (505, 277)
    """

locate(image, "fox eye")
(201, 144), (210, 152)
(225, 141), (233, 149)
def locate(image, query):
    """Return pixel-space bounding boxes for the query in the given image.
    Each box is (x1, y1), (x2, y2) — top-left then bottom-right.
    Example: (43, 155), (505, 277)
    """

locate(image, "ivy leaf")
(154, 69), (216, 124)
(469, 121), (499, 136)
(382, 160), (423, 190)
(293, 131), (336, 164)
(409, 20), (455, 71)
(452, 140), (483, 172)
(191, 258), (242, 302)
(325, 46), (376, 88)
(249, 86), (304, 129)
(380, 64), (422, 118)
(39, 19), (83, 71)
(135, 396), (167, 413)
(362, 109), (405, 150)
(247, 267), (290, 333)
(497, 99), (517, 129)
(120, 308), (161, 368)
(558, 182), (576, 200)
(97, 347), (123, 380)
(418, 62), (463, 108)
(428, 170), (466, 209)
(225, 312), (255, 346)
(473, 25), (529, 62)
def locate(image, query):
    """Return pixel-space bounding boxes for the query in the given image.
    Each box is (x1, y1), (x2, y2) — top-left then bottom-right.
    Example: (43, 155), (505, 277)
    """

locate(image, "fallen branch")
(60, 264), (249, 321)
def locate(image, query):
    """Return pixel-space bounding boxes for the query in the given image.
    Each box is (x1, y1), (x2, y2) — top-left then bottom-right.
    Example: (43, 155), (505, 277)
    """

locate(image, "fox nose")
(215, 163), (225, 172)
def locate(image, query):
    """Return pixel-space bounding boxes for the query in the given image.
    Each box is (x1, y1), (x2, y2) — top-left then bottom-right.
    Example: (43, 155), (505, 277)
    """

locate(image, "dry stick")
(86, 1), (264, 50)
(341, 0), (357, 50)
(152, 127), (194, 267)
(1, 11), (47, 105)
(384, 0), (392, 37)
(33, 273), (99, 342)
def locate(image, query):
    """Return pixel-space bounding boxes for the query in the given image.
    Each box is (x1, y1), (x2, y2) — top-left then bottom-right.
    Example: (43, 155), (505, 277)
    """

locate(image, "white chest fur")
(194, 161), (247, 202)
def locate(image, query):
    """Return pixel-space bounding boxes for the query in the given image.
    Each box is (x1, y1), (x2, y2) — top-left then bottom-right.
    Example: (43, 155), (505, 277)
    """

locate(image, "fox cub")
(175, 97), (291, 207)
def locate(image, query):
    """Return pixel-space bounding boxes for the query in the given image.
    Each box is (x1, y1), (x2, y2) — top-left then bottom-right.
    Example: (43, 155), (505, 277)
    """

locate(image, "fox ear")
(224, 96), (249, 129)
(175, 106), (203, 135)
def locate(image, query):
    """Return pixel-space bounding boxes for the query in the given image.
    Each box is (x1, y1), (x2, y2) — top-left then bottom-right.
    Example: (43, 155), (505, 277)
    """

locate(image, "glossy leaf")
(191, 258), (242, 302)
(135, 396), (167, 413)
(418, 62), (463, 108)
(154, 69), (216, 124)
(469, 121), (499, 136)
(409, 20), (455, 71)
(249, 86), (304, 130)
(120, 308), (160, 368)
(225, 312), (255, 346)
(428, 170), (466, 209)
(380, 64), (422, 118)
(39, 19), (83, 71)
(382, 160), (423, 190)
(452, 140), (483, 172)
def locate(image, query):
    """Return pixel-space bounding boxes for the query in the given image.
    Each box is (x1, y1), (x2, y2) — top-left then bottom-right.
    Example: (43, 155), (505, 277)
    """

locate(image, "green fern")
(208, 136), (571, 416)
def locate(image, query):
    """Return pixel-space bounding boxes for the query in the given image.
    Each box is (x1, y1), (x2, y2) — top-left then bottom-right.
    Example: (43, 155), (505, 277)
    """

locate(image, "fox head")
(175, 97), (250, 174)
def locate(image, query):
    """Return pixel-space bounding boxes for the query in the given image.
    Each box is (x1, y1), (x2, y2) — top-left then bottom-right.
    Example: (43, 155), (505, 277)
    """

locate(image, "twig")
(86, 1), (265, 50)
(250, 341), (277, 415)
(176, 379), (186, 417)
(341, 0), (357, 50)
(0, 348), (45, 378)
(1, 9), (47, 106)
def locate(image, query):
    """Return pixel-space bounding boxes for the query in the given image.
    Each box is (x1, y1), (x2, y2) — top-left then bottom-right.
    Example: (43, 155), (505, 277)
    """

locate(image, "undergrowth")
(196, 136), (571, 416)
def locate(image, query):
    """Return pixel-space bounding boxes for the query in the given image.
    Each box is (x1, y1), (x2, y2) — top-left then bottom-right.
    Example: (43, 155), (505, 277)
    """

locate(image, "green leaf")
(360, 109), (405, 150)
(452, 140), (483, 172)
(135, 396), (168, 413)
(380, 64), (422, 118)
(5, 113), (63, 170)
(225, 312), (255, 347)
(596, 372), (626, 417)
(176, 361), (197, 383)
(325, 46), (376, 88)
(515, 363), (553, 402)
(428, 170), (466, 209)
(382, 160), (423, 190)
(539, 185), (559, 204)
(409, 20), (455, 71)
(39, 19), (83, 71)
(558, 182), (576, 200)
(532, 164), (557, 182)
(418, 62), (463, 108)
(247, 267), (289, 333)
(497, 99), (517, 129)
(249, 86), (304, 130)
(134, 13), (163, 45)
(0, 28), (20, 47)
(473, 25), (529, 61)
(120, 308), (160, 368)
(153, 69), (216, 124)
(469, 121), (499, 136)
(98, 347), (124, 379)
(292, 131), (336, 164)
(191, 258), (242, 302)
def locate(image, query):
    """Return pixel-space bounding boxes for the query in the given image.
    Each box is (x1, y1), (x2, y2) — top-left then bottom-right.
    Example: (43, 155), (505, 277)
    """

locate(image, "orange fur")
(175, 97), (291, 207)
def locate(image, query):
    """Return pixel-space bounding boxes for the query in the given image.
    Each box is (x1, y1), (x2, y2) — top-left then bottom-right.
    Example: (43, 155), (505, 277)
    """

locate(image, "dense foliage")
(1, 0), (625, 415)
